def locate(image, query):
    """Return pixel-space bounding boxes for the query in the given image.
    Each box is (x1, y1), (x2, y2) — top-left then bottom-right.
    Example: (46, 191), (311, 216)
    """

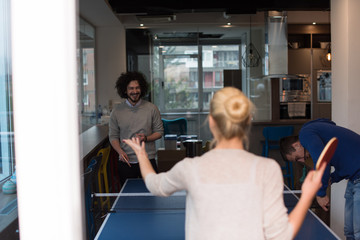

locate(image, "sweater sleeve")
(263, 160), (293, 240)
(151, 105), (164, 136)
(145, 159), (189, 196)
(109, 110), (120, 142)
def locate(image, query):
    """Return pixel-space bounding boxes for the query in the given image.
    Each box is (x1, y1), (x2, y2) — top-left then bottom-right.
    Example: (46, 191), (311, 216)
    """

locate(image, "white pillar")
(331, 0), (360, 238)
(11, 0), (83, 239)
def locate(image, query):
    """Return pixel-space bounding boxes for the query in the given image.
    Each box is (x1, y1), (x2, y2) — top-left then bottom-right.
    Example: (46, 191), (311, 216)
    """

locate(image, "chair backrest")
(87, 154), (102, 176)
(162, 118), (187, 136)
(263, 126), (294, 141)
(84, 167), (95, 195)
(97, 146), (111, 169)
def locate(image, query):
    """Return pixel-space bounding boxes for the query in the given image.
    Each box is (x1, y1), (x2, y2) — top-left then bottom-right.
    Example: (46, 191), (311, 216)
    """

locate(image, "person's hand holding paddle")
(300, 160), (327, 204)
(118, 149), (131, 167)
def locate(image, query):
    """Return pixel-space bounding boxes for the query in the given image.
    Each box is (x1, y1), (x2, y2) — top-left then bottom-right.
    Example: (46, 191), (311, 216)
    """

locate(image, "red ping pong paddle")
(315, 137), (338, 171)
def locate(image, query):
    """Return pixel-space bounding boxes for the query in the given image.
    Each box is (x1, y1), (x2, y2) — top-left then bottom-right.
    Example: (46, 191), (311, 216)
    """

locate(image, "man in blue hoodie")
(280, 118), (360, 240)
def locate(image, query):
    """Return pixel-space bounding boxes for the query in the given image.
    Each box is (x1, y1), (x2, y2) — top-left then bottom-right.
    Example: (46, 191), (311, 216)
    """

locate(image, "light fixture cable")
(242, 16), (261, 67)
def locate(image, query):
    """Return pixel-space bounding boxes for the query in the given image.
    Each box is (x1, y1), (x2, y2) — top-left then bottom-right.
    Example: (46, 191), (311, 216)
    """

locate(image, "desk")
(80, 124), (109, 168)
(95, 179), (340, 240)
(157, 149), (186, 172)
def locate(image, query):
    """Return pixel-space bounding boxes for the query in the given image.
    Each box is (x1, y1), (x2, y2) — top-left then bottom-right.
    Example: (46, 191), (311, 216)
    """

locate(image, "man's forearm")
(146, 132), (162, 142)
(110, 139), (124, 155)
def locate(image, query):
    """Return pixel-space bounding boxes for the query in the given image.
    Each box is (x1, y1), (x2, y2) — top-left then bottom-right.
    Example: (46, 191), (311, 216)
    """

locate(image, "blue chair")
(84, 154), (102, 240)
(162, 118), (187, 136)
(261, 126), (295, 189)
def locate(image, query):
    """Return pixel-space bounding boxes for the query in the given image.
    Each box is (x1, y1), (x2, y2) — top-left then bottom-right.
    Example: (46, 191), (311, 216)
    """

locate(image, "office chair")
(261, 126), (295, 189)
(84, 154), (101, 240)
(162, 118), (188, 136)
(97, 145), (111, 210)
(109, 146), (121, 192)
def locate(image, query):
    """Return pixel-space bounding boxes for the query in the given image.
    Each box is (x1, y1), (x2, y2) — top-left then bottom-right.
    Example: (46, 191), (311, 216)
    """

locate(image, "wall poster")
(317, 70), (332, 102)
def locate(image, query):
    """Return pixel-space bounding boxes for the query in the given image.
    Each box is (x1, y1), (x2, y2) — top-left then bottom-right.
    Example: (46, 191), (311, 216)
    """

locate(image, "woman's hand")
(123, 137), (154, 178)
(123, 137), (148, 159)
(289, 161), (326, 238)
(301, 162), (326, 201)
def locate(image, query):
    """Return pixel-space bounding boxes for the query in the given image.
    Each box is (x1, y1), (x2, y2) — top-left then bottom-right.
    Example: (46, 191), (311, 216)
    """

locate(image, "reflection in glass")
(249, 77), (271, 121)
(154, 45), (199, 111)
(153, 41), (242, 112)
(202, 45), (239, 109)
(317, 70), (331, 102)
(78, 18), (96, 132)
(0, 0), (15, 182)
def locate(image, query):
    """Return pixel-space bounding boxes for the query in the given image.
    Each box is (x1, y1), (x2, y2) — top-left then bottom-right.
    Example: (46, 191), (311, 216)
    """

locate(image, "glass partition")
(0, 0), (17, 235)
(249, 77), (271, 121)
(202, 45), (240, 110)
(158, 45), (199, 111)
(78, 18), (96, 132)
(151, 30), (246, 113)
(126, 14), (268, 144)
(0, 0), (15, 183)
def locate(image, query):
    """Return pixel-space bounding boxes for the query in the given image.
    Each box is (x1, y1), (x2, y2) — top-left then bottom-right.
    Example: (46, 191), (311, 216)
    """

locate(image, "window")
(130, 26), (266, 142)
(154, 45), (199, 111)
(152, 42), (241, 112)
(78, 18), (97, 132)
(0, 0), (15, 183)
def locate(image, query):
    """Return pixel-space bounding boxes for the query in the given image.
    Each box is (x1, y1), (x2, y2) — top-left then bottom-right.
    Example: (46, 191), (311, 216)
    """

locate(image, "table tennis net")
(94, 189), (302, 212)
(96, 192), (187, 212)
(283, 190), (301, 208)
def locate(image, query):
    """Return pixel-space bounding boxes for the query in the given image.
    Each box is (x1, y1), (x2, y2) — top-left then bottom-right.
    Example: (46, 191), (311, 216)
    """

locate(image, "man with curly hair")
(109, 71), (164, 185)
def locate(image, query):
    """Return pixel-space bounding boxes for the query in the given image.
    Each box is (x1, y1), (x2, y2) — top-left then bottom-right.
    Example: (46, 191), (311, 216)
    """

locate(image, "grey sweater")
(109, 100), (163, 163)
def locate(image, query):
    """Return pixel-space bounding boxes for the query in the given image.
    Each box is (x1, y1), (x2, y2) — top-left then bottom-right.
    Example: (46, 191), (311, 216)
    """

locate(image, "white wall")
(79, 0), (127, 109)
(96, 26), (127, 108)
(331, 0), (360, 238)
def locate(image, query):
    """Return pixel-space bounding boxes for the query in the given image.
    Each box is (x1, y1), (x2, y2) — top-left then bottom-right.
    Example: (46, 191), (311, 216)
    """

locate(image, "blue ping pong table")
(94, 179), (340, 240)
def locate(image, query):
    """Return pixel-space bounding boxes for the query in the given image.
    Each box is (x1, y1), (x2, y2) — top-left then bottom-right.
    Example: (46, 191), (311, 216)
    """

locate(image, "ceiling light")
(312, 22), (316, 25)
(321, 42), (331, 62)
(242, 16), (261, 68)
(326, 51), (331, 61)
(326, 44), (331, 61)
(136, 15), (176, 23)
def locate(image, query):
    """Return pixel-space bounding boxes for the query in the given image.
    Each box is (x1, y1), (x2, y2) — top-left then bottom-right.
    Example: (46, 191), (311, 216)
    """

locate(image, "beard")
(128, 93), (140, 104)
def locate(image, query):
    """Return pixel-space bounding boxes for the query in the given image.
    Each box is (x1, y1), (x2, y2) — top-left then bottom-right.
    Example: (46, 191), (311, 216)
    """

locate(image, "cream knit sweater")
(145, 149), (293, 240)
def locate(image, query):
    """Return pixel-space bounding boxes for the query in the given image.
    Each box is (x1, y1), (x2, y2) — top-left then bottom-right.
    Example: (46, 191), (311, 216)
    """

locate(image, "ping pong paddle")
(120, 153), (131, 167)
(315, 137), (338, 171)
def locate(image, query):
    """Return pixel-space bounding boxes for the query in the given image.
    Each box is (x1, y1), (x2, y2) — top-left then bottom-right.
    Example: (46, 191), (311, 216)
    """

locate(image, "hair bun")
(224, 96), (249, 123)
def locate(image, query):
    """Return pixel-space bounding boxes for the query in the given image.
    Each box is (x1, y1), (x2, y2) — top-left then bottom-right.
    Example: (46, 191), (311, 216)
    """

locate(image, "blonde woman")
(124, 87), (325, 240)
